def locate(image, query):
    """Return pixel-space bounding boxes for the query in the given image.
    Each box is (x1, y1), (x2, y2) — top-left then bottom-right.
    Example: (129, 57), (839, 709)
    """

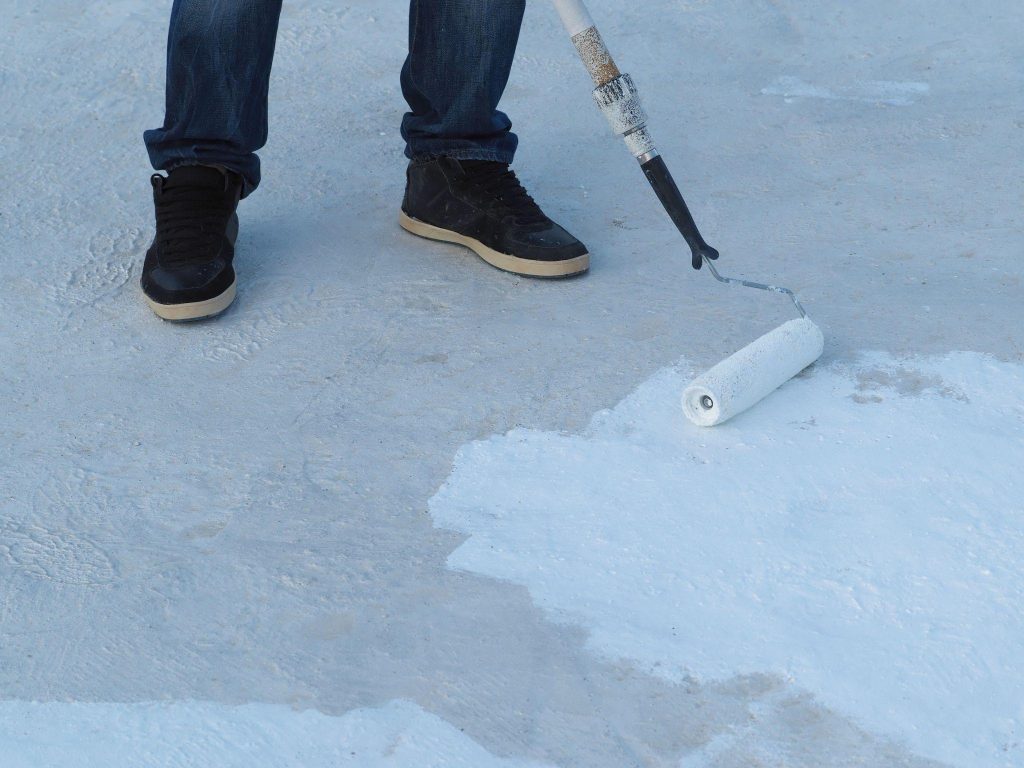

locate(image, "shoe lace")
(153, 177), (235, 267)
(460, 162), (549, 227)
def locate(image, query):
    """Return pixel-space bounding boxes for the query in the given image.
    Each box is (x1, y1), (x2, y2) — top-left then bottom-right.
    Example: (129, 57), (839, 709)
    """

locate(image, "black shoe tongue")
(165, 165), (227, 190)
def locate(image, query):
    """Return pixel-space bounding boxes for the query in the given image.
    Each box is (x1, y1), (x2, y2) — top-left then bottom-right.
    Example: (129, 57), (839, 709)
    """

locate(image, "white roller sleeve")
(682, 318), (825, 427)
(552, 0), (596, 37)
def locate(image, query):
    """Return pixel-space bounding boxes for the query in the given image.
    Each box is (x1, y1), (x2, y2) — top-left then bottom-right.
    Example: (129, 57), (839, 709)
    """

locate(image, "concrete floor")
(2, 0), (1021, 764)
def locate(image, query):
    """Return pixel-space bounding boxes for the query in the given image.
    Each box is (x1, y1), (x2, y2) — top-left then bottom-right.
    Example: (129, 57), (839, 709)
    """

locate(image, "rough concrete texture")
(2, 0), (1020, 765)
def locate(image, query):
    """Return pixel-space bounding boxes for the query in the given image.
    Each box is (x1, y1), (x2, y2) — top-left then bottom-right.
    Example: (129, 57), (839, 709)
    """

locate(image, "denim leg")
(401, 0), (526, 163)
(144, 0), (283, 196)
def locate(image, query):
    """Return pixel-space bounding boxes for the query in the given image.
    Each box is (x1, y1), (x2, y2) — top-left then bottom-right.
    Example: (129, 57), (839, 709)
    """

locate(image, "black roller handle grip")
(641, 155), (719, 270)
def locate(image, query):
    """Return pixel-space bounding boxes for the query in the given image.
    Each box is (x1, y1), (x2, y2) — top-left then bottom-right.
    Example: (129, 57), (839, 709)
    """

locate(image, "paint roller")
(551, 0), (824, 426)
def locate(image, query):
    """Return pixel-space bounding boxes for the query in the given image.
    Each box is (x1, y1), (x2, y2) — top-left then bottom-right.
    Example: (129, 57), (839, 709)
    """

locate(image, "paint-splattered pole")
(550, 0), (721, 271)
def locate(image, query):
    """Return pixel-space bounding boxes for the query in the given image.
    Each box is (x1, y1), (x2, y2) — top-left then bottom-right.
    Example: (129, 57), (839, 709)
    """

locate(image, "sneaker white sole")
(399, 211), (590, 278)
(144, 279), (237, 322)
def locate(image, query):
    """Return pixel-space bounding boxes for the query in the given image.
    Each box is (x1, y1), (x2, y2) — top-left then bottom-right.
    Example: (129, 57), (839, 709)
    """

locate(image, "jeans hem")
(407, 148), (516, 164)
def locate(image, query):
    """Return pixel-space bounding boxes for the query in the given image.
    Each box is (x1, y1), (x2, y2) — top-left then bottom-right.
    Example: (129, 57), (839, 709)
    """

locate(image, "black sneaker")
(400, 157), (589, 278)
(141, 165), (242, 321)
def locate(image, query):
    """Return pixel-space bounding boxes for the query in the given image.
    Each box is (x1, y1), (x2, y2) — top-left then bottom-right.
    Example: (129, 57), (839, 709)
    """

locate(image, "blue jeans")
(144, 0), (526, 196)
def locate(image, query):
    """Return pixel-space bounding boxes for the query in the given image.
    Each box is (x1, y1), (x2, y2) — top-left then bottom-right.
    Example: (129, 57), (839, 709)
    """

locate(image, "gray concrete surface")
(2, 0), (1021, 764)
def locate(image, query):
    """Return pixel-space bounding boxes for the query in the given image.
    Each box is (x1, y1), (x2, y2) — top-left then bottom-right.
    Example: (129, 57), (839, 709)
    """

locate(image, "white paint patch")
(429, 353), (1024, 768)
(762, 75), (930, 105)
(0, 699), (552, 768)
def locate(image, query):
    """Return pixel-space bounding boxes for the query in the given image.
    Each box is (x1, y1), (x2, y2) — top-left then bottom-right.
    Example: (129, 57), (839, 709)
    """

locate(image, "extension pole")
(550, 0), (825, 427)
(550, 0), (720, 270)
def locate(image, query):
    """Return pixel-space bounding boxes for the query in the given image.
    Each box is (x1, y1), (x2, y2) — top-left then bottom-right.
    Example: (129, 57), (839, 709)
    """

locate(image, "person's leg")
(401, 0), (526, 162)
(144, 0), (284, 197)
(140, 0), (281, 321)
(400, 0), (589, 278)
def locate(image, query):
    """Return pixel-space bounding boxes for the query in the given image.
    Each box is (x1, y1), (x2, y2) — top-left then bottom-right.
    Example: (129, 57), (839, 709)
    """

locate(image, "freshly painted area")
(431, 353), (1024, 767)
(0, 699), (551, 768)
(761, 76), (931, 106)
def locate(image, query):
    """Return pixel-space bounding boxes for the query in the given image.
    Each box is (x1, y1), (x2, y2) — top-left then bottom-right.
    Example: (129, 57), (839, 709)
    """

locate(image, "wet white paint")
(430, 353), (1024, 768)
(762, 76), (930, 106)
(0, 699), (552, 768)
